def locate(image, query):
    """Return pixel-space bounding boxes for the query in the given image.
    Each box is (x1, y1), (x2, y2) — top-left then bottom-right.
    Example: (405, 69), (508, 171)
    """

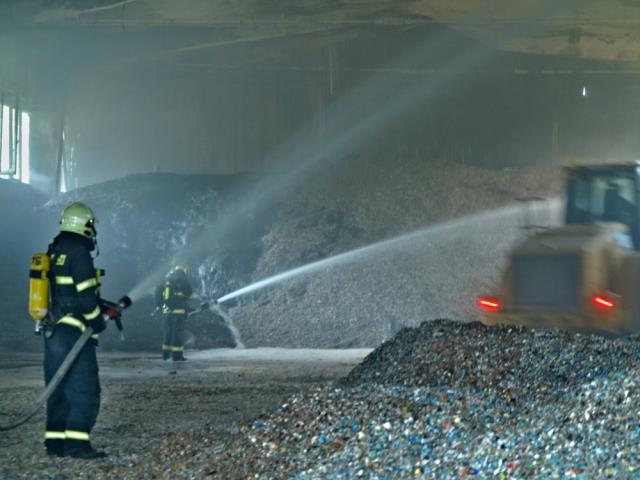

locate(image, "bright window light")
(0, 106), (31, 183)
(21, 112), (30, 184)
(0, 106), (9, 173)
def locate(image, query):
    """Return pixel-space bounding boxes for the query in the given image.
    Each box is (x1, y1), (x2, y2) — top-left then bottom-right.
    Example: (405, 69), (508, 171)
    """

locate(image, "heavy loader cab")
(565, 164), (640, 250)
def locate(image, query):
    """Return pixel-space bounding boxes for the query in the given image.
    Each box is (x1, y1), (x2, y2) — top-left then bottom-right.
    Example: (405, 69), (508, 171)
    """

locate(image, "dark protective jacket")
(161, 270), (193, 315)
(47, 232), (105, 334)
(44, 231), (104, 452)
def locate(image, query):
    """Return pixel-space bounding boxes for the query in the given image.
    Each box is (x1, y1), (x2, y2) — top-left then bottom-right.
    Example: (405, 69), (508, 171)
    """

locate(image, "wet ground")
(0, 348), (369, 479)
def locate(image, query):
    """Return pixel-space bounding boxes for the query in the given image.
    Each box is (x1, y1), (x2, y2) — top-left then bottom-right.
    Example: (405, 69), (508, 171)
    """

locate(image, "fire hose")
(0, 296), (132, 432)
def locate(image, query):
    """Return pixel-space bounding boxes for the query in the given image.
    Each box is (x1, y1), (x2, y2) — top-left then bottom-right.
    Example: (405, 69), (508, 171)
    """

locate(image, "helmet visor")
(86, 218), (97, 237)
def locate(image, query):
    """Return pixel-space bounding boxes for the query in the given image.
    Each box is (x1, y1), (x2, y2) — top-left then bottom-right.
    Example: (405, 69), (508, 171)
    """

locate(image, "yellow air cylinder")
(29, 253), (50, 322)
(95, 268), (105, 296)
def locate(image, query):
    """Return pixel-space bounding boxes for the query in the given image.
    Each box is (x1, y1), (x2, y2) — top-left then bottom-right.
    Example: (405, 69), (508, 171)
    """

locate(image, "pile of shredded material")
(129, 320), (640, 479)
(232, 158), (560, 348)
(1, 160), (560, 351)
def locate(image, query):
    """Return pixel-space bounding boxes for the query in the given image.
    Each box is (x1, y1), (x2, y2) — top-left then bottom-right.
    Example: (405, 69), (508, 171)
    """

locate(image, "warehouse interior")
(2, 0), (640, 477)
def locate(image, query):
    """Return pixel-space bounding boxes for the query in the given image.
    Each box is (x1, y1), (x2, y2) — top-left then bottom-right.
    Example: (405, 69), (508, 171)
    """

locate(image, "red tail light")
(592, 294), (616, 311)
(477, 297), (502, 312)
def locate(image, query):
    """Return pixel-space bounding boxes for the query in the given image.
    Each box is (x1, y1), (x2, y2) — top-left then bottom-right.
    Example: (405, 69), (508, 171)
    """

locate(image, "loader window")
(602, 180), (634, 224)
(566, 171), (639, 248)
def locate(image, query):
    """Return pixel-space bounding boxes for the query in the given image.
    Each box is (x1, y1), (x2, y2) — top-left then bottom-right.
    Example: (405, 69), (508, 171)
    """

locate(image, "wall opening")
(0, 99), (30, 184)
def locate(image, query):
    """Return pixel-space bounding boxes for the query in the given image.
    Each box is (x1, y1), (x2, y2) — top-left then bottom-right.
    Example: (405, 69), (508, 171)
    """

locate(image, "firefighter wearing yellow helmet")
(160, 265), (194, 361)
(43, 202), (111, 459)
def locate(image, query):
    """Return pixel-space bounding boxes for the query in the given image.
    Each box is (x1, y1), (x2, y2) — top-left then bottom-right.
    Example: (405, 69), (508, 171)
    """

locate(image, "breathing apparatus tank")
(28, 253), (50, 324)
(96, 268), (105, 295)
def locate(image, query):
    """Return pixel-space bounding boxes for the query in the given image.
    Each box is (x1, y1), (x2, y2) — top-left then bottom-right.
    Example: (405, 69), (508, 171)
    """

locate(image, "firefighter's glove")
(88, 316), (108, 334)
(101, 307), (122, 332)
(102, 307), (121, 322)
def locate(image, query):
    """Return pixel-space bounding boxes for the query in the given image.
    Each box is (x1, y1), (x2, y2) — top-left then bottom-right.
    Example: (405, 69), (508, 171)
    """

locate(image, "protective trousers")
(44, 324), (100, 454)
(162, 313), (186, 360)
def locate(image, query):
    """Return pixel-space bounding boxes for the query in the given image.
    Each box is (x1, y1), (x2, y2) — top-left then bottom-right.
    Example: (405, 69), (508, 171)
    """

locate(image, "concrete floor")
(0, 348), (370, 479)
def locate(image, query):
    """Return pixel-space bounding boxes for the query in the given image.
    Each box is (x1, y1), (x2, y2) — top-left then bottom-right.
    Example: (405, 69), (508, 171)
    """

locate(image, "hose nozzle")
(118, 296), (133, 309)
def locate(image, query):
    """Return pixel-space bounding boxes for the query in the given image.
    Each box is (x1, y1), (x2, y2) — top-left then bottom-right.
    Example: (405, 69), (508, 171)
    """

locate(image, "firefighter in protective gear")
(43, 202), (108, 459)
(161, 265), (193, 361)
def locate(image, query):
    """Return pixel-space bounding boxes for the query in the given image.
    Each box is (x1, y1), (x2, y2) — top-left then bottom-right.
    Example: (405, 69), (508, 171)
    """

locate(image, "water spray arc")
(216, 200), (561, 304)
(129, 0), (586, 311)
(211, 304), (245, 348)
(131, 52), (493, 302)
(127, 4), (515, 303)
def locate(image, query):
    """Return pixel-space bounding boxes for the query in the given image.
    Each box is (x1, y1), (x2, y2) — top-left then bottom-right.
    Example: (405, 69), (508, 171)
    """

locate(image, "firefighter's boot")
(64, 440), (107, 459)
(45, 439), (65, 458)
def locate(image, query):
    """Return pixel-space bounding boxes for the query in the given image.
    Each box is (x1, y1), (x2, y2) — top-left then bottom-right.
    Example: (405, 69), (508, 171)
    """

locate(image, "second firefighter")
(160, 266), (193, 361)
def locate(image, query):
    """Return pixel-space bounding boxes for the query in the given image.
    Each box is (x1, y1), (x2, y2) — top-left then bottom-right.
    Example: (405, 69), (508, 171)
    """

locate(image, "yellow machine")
(28, 253), (50, 323)
(479, 163), (640, 335)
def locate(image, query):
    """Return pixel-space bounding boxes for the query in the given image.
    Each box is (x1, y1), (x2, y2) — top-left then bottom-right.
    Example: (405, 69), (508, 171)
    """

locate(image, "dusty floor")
(0, 348), (369, 479)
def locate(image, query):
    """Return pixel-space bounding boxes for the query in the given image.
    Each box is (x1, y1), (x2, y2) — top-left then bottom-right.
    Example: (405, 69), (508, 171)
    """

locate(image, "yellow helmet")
(60, 202), (98, 239)
(168, 265), (188, 277)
